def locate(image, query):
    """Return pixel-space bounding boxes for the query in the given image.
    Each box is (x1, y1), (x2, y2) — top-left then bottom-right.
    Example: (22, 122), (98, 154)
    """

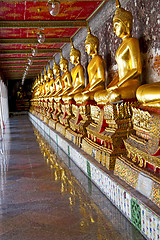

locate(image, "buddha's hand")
(89, 78), (104, 92)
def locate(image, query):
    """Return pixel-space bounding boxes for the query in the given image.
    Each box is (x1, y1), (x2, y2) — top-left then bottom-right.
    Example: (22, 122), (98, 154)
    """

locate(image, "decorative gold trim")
(118, 156), (160, 184)
(87, 1), (106, 21)
(124, 141), (160, 170)
(0, 21), (87, 28)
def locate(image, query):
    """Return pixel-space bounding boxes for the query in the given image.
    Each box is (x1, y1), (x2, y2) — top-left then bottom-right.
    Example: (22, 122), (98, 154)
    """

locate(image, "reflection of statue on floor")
(94, 0), (141, 105)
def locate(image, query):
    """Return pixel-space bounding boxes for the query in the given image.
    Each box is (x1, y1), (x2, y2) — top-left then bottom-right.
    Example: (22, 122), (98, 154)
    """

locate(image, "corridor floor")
(0, 115), (145, 240)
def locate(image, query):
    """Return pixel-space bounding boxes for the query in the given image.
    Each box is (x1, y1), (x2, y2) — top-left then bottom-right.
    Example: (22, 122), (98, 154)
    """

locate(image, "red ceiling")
(0, 28), (79, 39)
(0, 0), (105, 82)
(0, 1), (102, 21)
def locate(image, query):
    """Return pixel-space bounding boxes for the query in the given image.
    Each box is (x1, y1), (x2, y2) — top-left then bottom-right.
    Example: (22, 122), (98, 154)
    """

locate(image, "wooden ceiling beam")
(0, 21), (86, 28)
(5, 73), (39, 76)
(0, 38), (70, 44)
(1, 62), (48, 67)
(0, 57), (51, 61)
(2, 66), (44, 70)
(0, 49), (61, 54)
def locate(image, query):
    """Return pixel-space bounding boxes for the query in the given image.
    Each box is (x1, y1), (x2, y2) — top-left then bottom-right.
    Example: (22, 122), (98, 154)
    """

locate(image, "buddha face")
(53, 68), (59, 76)
(70, 55), (79, 65)
(85, 43), (96, 55)
(113, 20), (126, 38)
(60, 62), (68, 72)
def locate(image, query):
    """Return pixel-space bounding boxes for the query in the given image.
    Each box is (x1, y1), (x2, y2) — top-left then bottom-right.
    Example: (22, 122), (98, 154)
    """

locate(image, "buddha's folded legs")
(74, 92), (94, 104)
(94, 80), (140, 105)
(136, 83), (160, 106)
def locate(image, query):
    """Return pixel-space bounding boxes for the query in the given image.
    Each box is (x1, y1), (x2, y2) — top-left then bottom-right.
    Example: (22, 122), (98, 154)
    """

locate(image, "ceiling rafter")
(2, 66), (45, 70)
(0, 49), (61, 54)
(3, 68), (43, 72)
(0, 38), (71, 45)
(0, 21), (87, 29)
(1, 62), (49, 67)
(0, 57), (52, 61)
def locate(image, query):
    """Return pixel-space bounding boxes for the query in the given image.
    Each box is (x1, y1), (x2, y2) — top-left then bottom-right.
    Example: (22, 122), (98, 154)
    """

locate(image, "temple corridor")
(0, 114), (146, 240)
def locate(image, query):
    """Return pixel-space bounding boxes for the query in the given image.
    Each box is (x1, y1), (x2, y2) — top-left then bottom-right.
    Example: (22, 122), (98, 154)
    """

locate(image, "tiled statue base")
(48, 119), (57, 129)
(82, 102), (134, 170)
(114, 156), (160, 208)
(29, 113), (160, 240)
(82, 137), (116, 170)
(56, 122), (67, 136)
(65, 128), (83, 147)
(43, 116), (49, 125)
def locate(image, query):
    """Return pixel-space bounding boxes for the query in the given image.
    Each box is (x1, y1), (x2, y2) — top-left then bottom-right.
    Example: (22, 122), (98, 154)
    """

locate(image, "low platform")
(29, 112), (160, 240)
(114, 156), (160, 208)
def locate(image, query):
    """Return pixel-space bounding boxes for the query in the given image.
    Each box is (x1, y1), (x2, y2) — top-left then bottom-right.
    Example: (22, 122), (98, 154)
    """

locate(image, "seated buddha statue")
(75, 24), (106, 105)
(53, 59), (62, 98)
(43, 67), (50, 97)
(51, 59), (62, 121)
(46, 64), (55, 97)
(94, 0), (142, 104)
(136, 83), (160, 108)
(59, 53), (72, 101)
(39, 72), (45, 97)
(68, 39), (85, 97)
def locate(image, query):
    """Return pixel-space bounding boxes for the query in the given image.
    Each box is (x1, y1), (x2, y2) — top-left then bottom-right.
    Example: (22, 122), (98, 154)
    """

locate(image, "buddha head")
(53, 58), (60, 76)
(70, 39), (81, 65)
(59, 52), (69, 72)
(85, 23), (99, 56)
(113, 0), (133, 38)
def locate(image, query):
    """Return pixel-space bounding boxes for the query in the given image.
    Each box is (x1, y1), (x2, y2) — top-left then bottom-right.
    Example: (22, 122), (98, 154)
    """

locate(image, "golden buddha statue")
(40, 72), (45, 97)
(75, 24), (105, 104)
(44, 67), (50, 97)
(51, 58), (62, 123)
(45, 64), (55, 97)
(68, 39), (85, 97)
(53, 59), (62, 98)
(57, 53), (73, 130)
(136, 83), (160, 108)
(94, 0), (141, 104)
(67, 39), (86, 135)
(59, 53), (72, 98)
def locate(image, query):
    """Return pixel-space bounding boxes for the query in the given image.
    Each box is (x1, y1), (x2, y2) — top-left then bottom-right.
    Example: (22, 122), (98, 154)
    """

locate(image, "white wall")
(0, 76), (9, 135)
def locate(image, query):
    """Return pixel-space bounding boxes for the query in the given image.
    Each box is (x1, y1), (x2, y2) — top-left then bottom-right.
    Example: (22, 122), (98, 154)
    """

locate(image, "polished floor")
(0, 115), (146, 240)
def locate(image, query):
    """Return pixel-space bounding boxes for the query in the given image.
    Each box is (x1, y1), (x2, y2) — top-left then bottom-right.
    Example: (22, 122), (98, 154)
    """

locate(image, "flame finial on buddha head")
(70, 38), (80, 57)
(113, 0), (133, 34)
(85, 22), (99, 47)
